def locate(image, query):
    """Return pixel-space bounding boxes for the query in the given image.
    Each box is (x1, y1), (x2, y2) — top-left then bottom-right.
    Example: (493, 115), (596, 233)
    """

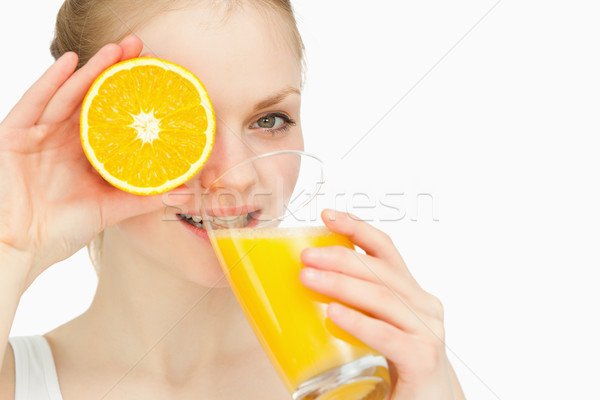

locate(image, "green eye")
(257, 116), (278, 128)
(250, 112), (296, 134)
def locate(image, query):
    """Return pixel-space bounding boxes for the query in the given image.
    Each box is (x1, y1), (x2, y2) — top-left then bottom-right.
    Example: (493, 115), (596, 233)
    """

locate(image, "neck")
(73, 226), (257, 379)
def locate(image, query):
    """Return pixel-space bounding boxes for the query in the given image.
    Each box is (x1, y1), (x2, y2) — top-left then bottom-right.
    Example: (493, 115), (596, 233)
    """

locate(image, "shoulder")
(0, 340), (15, 400)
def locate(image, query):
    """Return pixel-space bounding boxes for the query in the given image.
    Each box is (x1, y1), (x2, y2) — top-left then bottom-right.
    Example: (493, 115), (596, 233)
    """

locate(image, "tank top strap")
(9, 335), (63, 400)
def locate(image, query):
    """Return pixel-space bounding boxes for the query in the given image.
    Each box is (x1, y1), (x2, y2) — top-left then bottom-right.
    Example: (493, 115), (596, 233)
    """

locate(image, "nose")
(198, 122), (257, 192)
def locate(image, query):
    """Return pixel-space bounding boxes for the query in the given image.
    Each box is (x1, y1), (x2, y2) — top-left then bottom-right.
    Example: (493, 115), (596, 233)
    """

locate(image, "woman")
(0, 1), (465, 398)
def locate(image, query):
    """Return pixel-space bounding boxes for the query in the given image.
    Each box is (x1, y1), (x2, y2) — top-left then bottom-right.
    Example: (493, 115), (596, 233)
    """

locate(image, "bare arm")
(0, 35), (189, 389)
(0, 245), (31, 368)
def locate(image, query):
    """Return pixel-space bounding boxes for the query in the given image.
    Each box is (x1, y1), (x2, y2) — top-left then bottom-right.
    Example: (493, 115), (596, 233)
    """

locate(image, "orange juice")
(209, 226), (375, 391)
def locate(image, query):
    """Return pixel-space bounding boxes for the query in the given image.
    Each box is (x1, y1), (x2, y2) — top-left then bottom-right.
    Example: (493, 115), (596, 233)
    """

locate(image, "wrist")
(0, 241), (35, 294)
(394, 357), (456, 400)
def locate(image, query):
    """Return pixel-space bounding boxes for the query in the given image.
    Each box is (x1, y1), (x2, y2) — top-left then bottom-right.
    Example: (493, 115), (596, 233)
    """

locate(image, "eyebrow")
(252, 87), (301, 113)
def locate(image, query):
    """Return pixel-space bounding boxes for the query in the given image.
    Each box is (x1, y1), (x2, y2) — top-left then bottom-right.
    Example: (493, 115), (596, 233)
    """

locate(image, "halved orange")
(80, 57), (215, 195)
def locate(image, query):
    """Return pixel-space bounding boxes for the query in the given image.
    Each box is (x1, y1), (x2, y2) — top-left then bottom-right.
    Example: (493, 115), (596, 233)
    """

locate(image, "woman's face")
(109, 3), (303, 286)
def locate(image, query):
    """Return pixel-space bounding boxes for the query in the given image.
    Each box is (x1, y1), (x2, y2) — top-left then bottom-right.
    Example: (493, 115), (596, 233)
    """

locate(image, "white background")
(2, 1), (599, 399)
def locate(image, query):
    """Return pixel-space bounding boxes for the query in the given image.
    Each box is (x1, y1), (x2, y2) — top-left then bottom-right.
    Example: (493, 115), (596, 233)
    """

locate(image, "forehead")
(134, 3), (301, 111)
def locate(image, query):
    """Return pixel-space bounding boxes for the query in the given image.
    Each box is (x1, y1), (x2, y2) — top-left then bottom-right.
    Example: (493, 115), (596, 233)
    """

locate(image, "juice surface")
(210, 226), (373, 391)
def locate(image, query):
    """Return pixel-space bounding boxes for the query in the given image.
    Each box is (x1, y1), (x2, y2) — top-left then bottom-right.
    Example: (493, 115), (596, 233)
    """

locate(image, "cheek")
(253, 151), (305, 219)
(283, 126), (304, 152)
(281, 157), (301, 198)
(252, 124), (304, 154)
(286, 123), (304, 149)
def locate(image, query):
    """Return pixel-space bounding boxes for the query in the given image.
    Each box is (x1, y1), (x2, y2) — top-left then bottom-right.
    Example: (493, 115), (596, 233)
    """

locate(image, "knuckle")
(374, 320), (398, 344)
(424, 314), (446, 343)
(378, 231), (394, 246)
(29, 125), (48, 143)
(373, 284), (392, 305)
(426, 293), (445, 320)
(329, 245), (353, 264)
(326, 271), (346, 293)
(418, 342), (445, 375)
(330, 245), (348, 258)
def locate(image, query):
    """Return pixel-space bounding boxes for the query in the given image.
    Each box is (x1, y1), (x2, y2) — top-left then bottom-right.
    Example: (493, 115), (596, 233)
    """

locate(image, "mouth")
(176, 210), (261, 230)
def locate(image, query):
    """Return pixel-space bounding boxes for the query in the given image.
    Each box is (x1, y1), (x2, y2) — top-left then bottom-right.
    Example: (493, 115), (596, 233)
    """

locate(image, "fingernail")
(328, 302), (345, 317)
(303, 247), (323, 261)
(324, 209), (336, 221)
(347, 212), (362, 222)
(302, 267), (321, 281)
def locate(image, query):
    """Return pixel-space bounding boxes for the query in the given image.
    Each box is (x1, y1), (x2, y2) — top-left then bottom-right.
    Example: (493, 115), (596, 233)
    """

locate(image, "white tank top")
(8, 336), (63, 400)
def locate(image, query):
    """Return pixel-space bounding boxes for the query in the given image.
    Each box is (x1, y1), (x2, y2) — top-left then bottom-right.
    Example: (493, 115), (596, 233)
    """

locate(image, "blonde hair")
(50, 0), (305, 69)
(50, 0), (305, 271)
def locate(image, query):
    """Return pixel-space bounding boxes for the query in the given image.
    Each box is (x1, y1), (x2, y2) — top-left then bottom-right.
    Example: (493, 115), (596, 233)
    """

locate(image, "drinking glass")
(200, 150), (390, 400)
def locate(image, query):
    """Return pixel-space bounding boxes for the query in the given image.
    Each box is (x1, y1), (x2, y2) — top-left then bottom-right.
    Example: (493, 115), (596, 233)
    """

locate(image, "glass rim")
(200, 150), (325, 228)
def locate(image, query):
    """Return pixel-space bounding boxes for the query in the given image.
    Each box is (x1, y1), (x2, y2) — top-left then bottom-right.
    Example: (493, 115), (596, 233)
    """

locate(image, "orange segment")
(159, 104), (208, 131)
(80, 57), (215, 195)
(160, 130), (206, 164)
(87, 126), (138, 162)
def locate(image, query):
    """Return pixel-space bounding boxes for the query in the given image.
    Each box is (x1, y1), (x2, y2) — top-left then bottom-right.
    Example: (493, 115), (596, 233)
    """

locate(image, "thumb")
(100, 186), (194, 228)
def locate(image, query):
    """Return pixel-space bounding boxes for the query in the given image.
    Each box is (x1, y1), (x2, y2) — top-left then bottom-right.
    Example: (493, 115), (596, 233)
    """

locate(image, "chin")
(114, 206), (242, 290)
(175, 248), (232, 288)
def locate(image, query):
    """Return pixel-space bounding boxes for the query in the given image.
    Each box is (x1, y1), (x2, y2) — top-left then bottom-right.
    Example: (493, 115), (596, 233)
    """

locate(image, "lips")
(176, 209), (262, 230)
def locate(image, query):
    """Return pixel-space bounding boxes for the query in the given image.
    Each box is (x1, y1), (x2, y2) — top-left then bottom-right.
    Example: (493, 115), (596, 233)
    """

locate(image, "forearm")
(0, 243), (32, 365)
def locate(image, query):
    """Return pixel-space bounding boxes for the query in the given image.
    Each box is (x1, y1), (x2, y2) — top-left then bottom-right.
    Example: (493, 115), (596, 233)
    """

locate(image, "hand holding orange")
(0, 37), (205, 280)
(80, 57), (215, 195)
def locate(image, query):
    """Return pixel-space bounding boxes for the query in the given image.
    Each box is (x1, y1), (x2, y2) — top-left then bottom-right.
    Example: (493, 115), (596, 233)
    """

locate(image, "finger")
(322, 209), (396, 260)
(329, 302), (450, 392)
(99, 186), (193, 228)
(140, 52), (157, 58)
(2, 52), (78, 128)
(326, 302), (412, 366)
(118, 34), (144, 61)
(300, 267), (426, 333)
(301, 245), (418, 293)
(322, 209), (413, 278)
(38, 43), (123, 124)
